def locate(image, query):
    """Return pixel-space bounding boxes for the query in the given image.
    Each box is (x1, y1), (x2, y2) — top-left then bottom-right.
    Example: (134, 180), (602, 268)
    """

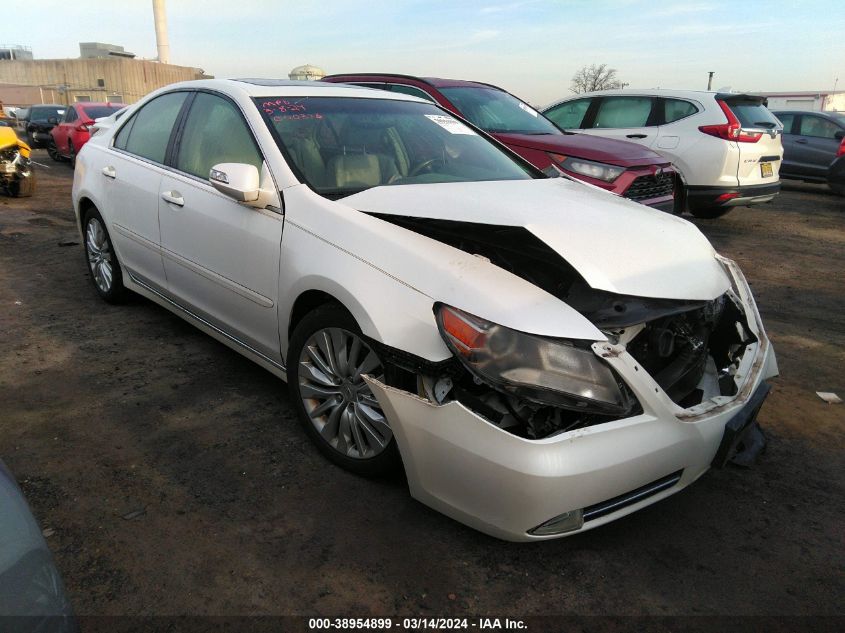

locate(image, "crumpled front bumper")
(366, 257), (778, 542)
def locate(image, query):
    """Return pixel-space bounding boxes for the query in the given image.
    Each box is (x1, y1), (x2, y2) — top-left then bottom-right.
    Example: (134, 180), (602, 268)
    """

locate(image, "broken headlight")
(435, 304), (633, 415)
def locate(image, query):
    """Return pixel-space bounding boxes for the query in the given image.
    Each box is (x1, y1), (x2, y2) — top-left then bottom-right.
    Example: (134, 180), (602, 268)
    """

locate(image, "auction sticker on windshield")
(519, 102), (539, 117)
(424, 114), (476, 135)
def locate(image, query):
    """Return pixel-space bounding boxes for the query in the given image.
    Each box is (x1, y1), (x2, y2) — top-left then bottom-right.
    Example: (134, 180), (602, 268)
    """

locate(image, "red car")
(322, 74), (677, 211)
(49, 102), (126, 165)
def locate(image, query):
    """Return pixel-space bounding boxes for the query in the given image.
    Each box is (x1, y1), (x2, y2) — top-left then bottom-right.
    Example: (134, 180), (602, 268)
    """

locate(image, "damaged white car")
(72, 79), (778, 541)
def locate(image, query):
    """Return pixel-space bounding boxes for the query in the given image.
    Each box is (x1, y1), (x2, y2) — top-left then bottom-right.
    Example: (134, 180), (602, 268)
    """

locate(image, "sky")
(7, 0), (845, 106)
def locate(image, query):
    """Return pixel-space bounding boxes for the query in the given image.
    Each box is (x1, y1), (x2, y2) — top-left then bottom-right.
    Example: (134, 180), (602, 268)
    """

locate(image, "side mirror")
(209, 163), (260, 203)
(48, 117), (58, 125)
(835, 130), (845, 141)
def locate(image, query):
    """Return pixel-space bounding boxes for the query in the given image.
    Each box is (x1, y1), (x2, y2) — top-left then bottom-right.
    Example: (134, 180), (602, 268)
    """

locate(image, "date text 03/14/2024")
(308, 618), (527, 630)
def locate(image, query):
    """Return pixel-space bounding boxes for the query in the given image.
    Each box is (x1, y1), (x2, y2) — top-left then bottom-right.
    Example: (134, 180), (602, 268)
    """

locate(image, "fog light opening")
(528, 508), (584, 536)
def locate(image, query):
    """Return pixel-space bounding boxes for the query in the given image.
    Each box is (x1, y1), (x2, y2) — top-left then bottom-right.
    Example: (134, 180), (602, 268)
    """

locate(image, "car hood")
(494, 132), (668, 166)
(345, 178), (729, 301)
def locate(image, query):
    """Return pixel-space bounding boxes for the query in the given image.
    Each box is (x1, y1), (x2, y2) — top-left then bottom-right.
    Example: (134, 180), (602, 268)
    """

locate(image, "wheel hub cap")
(297, 327), (391, 459)
(85, 218), (113, 293)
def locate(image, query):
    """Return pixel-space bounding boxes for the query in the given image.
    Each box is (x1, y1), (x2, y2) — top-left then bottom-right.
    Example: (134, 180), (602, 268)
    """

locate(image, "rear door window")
(116, 91), (188, 163)
(592, 96), (655, 128)
(543, 98), (591, 129)
(663, 99), (698, 123)
(798, 115), (842, 139)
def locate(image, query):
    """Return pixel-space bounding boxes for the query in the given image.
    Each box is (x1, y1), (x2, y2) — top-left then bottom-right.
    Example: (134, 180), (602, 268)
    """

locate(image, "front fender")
(279, 221), (447, 363)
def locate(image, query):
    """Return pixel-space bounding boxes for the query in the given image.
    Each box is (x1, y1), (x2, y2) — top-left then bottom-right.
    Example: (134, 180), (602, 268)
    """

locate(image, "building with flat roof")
(79, 42), (137, 59)
(0, 45), (33, 61)
(0, 55), (212, 107)
(756, 91), (845, 112)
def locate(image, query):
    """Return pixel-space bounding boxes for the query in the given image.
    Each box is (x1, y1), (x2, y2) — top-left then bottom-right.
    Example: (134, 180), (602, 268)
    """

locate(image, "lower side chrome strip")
(127, 271), (285, 372)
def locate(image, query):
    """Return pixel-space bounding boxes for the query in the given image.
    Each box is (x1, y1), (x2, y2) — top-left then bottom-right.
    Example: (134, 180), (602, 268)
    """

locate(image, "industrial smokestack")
(152, 0), (170, 64)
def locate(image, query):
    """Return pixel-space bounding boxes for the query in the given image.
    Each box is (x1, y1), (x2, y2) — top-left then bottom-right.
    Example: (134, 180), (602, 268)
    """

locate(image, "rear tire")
(68, 140), (76, 168)
(82, 208), (126, 303)
(287, 304), (401, 477)
(47, 140), (61, 162)
(830, 183), (845, 196)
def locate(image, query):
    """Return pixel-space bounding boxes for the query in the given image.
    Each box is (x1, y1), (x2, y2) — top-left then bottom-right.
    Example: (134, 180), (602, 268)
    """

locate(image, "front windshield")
(255, 96), (536, 198)
(31, 106), (65, 122)
(438, 87), (561, 135)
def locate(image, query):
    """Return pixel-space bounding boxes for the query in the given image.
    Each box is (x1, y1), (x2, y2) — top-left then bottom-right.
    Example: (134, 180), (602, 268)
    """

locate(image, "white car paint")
(73, 79), (777, 541)
(345, 178), (730, 300)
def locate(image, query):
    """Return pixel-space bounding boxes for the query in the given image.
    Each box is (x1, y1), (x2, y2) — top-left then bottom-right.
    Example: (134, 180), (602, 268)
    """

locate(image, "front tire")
(83, 208), (126, 303)
(287, 305), (400, 476)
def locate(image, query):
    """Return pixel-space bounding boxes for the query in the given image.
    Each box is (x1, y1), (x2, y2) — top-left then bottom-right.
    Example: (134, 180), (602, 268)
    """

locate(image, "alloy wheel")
(85, 218), (113, 293)
(297, 327), (392, 459)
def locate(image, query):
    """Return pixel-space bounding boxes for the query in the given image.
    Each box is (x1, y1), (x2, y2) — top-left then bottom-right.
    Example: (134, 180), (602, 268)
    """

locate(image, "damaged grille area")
(620, 294), (755, 407)
(371, 213), (755, 438)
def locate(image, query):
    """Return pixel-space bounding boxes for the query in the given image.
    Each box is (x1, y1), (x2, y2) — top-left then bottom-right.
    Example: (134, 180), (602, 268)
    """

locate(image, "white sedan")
(72, 79), (778, 541)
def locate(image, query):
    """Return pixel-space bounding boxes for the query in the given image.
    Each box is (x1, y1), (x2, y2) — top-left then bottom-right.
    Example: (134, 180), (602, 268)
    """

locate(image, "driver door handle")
(161, 191), (185, 207)
(626, 134), (648, 139)
(101, 166), (116, 179)
(795, 138), (808, 144)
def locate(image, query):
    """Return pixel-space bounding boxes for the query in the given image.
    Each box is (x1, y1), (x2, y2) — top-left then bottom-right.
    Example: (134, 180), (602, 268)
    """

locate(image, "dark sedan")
(24, 104), (66, 148)
(773, 110), (845, 187)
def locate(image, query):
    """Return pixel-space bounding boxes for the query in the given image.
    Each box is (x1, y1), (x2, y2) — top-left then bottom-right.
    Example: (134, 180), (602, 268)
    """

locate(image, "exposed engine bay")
(371, 214), (757, 439)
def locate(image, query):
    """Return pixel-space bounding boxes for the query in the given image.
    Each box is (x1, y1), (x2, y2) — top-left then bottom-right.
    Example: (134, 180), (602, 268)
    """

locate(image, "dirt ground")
(1, 153), (843, 621)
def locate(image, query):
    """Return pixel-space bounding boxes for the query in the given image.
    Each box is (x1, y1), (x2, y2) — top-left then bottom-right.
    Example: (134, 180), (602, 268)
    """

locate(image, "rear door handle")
(161, 191), (185, 207)
(626, 134), (648, 139)
(795, 138), (808, 144)
(101, 166), (116, 179)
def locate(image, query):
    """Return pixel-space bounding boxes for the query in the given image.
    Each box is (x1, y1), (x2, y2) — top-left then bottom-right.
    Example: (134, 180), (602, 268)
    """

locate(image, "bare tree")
(570, 64), (624, 94)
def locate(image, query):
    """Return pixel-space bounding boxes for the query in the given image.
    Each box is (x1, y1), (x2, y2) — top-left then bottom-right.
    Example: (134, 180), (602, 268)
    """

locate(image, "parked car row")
(47, 102), (126, 165)
(71, 78), (778, 541)
(543, 89), (785, 217)
(322, 74), (678, 211)
(3, 102), (126, 167)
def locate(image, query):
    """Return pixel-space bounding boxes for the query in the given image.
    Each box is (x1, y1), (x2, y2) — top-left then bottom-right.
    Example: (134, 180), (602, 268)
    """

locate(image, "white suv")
(542, 90), (783, 218)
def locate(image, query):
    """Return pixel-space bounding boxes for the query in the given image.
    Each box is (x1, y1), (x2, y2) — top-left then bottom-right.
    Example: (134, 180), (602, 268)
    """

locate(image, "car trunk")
(721, 95), (783, 188)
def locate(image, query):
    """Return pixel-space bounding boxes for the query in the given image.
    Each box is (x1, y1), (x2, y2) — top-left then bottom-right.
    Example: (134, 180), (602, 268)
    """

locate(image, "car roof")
(560, 88), (720, 98)
(323, 73), (502, 91)
(149, 78), (428, 103)
(543, 89), (772, 109)
(771, 109), (844, 117)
